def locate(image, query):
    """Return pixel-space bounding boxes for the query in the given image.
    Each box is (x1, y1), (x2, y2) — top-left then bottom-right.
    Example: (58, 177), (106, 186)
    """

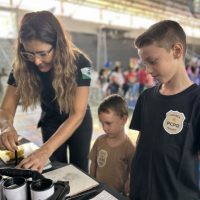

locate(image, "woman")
(0, 10), (93, 173)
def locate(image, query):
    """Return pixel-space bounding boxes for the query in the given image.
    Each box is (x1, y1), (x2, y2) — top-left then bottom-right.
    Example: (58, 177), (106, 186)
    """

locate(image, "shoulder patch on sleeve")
(80, 67), (91, 80)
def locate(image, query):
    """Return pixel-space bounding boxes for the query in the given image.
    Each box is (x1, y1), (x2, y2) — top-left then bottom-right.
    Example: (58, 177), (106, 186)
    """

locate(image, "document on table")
(90, 190), (119, 200)
(43, 164), (99, 197)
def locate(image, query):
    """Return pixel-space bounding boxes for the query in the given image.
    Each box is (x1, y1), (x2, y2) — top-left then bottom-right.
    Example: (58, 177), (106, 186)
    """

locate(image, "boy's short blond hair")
(135, 20), (186, 58)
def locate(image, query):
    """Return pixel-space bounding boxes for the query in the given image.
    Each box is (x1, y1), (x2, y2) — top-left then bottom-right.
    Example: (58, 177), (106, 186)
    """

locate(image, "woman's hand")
(0, 127), (18, 151)
(17, 147), (51, 173)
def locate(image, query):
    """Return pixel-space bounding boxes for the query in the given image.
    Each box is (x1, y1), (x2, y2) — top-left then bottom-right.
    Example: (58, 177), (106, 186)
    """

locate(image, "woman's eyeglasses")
(20, 47), (54, 62)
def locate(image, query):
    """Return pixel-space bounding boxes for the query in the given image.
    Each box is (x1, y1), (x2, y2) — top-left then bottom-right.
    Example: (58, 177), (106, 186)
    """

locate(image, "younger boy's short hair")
(135, 20), (186, 57)
(98, 94), (128, 117)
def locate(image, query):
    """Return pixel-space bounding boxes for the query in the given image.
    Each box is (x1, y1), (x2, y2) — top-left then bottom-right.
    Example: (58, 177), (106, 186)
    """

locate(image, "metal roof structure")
(0, 0), (200, 41)
(62, 0), (200, 27)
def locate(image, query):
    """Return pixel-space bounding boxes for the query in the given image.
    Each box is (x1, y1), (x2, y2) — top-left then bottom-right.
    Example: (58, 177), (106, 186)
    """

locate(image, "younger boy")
(89, 94), (135, 195)
(129, 20), (200, 200)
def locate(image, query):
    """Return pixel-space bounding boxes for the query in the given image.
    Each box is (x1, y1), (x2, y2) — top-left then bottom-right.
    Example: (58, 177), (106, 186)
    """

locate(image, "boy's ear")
(122, 115), (128, 123)
(172, 43), (183, 59)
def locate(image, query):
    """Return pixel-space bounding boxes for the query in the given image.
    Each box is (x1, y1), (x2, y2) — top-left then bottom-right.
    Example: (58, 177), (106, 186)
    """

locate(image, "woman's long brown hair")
(13, 11), (83, 113)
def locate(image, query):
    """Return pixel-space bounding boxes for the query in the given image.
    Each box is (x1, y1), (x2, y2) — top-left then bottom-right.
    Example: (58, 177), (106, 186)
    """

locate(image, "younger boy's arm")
(89, 161), (97, 177)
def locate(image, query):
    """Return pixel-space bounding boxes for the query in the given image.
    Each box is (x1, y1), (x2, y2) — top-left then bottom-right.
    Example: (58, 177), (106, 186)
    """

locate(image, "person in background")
(129, 20), (200, 200)
(107, 66), (125, 95)
(123, 67), (137, 96)
(0, 67), (7, 100)
(0, 10), (93, 173)
(89, 94), (135, 195)
(137, 64), (147, 94)
(188, 65), (199, 85)
(98, 68), (109, 98)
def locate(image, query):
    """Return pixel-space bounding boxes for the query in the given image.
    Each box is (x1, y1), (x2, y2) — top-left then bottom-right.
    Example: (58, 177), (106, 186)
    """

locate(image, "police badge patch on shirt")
(97, 149), (108, 168)
(80, 67), (91, 80)
(163, 110), (185, 134)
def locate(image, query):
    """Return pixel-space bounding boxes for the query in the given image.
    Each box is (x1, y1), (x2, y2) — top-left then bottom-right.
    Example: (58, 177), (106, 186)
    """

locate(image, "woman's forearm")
(0, 109), (15, 133)
(0, 85), (19, 132)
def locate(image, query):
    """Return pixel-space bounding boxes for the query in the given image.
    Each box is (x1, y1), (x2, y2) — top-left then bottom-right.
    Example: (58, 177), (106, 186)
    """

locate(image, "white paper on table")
(21, 142), (39, 157)
(43, 164), (99, 197)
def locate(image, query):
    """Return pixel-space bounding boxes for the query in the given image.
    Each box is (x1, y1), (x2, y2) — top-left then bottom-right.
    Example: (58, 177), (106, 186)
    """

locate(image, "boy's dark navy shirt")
(129, 84), (200, 200)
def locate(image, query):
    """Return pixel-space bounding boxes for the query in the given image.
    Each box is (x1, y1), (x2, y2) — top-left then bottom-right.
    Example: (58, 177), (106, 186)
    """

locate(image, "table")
(0, 139), (129, 200)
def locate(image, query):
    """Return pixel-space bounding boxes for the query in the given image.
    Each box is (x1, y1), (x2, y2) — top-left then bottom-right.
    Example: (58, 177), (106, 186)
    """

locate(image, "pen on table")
(15, 150), (18, 166)
(14, 136), (22, 166)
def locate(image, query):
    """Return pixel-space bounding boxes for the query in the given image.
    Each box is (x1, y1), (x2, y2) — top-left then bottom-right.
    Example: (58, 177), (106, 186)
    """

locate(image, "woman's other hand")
(0, 127), (18, 151)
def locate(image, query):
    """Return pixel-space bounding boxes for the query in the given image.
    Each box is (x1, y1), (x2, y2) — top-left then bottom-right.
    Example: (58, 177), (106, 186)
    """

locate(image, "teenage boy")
(129, 20), (200, 200)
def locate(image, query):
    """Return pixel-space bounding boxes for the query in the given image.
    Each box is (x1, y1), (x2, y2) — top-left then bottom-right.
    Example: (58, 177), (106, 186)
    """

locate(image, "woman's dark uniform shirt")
(7, 52), (92, 126)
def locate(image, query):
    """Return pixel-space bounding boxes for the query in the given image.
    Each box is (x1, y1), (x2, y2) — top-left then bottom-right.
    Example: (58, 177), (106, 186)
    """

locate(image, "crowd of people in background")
(97, 59), (200, 108)
(97, 62), (155, 108)
(186, 64), (200, 85)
